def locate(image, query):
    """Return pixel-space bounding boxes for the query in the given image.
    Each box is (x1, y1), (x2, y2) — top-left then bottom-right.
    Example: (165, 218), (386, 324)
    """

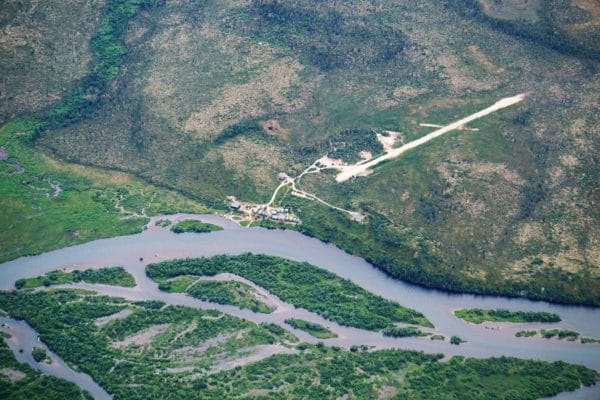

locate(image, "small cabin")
(351, 212), (365, 223)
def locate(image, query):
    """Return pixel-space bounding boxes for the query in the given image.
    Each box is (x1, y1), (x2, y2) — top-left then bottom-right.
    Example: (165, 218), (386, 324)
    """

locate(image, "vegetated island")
(15, 267), (136, 289)
(454, 308), (561, 324)
(285, 318), (337, 339)
(0, 338), (93, 399)
(170, 219), (223, 234)
(0, 289), (596, 400)
(162, 276), (275, 314)
(382, 326), (429, 338)
(515, 329), (600, 344)
(147, 254), (432, 330)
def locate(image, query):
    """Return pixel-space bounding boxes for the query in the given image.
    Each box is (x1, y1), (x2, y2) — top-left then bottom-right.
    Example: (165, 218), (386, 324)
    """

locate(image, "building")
(229, 201), (241, 210)
(351, 212), (365, 223)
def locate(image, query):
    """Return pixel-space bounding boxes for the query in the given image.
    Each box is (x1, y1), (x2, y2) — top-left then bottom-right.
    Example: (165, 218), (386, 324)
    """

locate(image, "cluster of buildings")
(227, 197), (301, 225)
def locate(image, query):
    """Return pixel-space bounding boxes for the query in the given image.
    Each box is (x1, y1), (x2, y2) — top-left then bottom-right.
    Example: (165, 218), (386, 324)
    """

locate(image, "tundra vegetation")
(15, 267), (136, 289)
(0, 289), (596, 400)
(147, 254), (432, 329)
(454, 308), (561, 324)
(0, 0), (598, 306)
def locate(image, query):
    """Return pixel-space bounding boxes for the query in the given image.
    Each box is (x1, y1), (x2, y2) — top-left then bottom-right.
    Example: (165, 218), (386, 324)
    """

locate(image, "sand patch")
(95, 309), (133, 328)
(111, 324), (170, 348)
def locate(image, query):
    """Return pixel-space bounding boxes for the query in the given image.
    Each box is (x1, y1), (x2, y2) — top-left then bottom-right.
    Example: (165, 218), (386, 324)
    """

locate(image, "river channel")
(1, 214), (599, 399)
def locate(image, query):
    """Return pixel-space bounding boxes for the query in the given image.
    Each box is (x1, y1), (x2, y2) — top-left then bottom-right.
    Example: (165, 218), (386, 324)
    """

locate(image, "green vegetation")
(30, 348), (46, 363)
(326, 128), (384, 164)
(454, 308), (561, 324)
(445, 0), (600, 61)
(430, 334), (445, 341)
(0, 289), (295, 399)
(515, 329), (600, 344)
(170, 220), (223, 234)
(541, 329), (580, 341)
(581, 337), (600, 344)
(516, 330), (537, 338)
(0, 119), (210, 263)
(147, 254), (432, 330)
(382, 326), (429, 338)
(2, 0), (599, 310)
(44, 0), (158, 129)
(162, 277), (275, 314)
(155, 219), (172, 227)
(15, 267), (136, 289)
(450, 336), (466, 345)
(0, 289), (597, 399)
(284, 319), (337, 339)
(0, 339), (92, 399)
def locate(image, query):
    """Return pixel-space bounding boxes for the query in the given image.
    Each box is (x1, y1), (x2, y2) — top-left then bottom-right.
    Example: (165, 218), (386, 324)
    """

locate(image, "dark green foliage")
(0, 340), (91, 399)
(15, 267), (136, 289)
(185, 280), (275, 313)
(401, 356), (598, 400)
(147, 254), (431, 329)
(0, 290), (597, 399)
(515, 330), (537, 338)
(31, 348), (46, 363)
(285, 318), (337, 339)
(558, 330), (580, 341)
(382, 326), (428, 338)
(170, 219), (223, 234)
(444, 0), (600, 61)
(326, 128), (384, 163)
(0, 290), (285, 399)
(540, 329), (579, 340)
(455, 308), (561, 324)
(450, 336), (465, 345)
(43, 0), (157, 129)
(213, 120), (264, 144)
(250, 0), (406, 70)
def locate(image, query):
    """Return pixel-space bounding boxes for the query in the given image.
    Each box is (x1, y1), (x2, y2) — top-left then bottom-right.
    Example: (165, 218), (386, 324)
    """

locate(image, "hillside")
(1, 0), (598, 304)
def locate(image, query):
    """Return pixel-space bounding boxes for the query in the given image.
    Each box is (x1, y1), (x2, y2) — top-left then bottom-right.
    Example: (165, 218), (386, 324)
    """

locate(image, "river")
(1, 213), (599, 399)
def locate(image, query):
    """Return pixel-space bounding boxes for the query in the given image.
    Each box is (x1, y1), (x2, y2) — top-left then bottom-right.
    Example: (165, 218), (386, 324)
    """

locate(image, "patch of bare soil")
(567, 0), (600, 31)
(377, 385), (398, 400)
(209, 344), (298, 374)
(467, 45), (504, 74)
(111, 324), (170, 348)
(478, 0), (541, 22)
(261, 119), (289, 139)
(0, 368), (26, 382)
(94, 309), (133, 328)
